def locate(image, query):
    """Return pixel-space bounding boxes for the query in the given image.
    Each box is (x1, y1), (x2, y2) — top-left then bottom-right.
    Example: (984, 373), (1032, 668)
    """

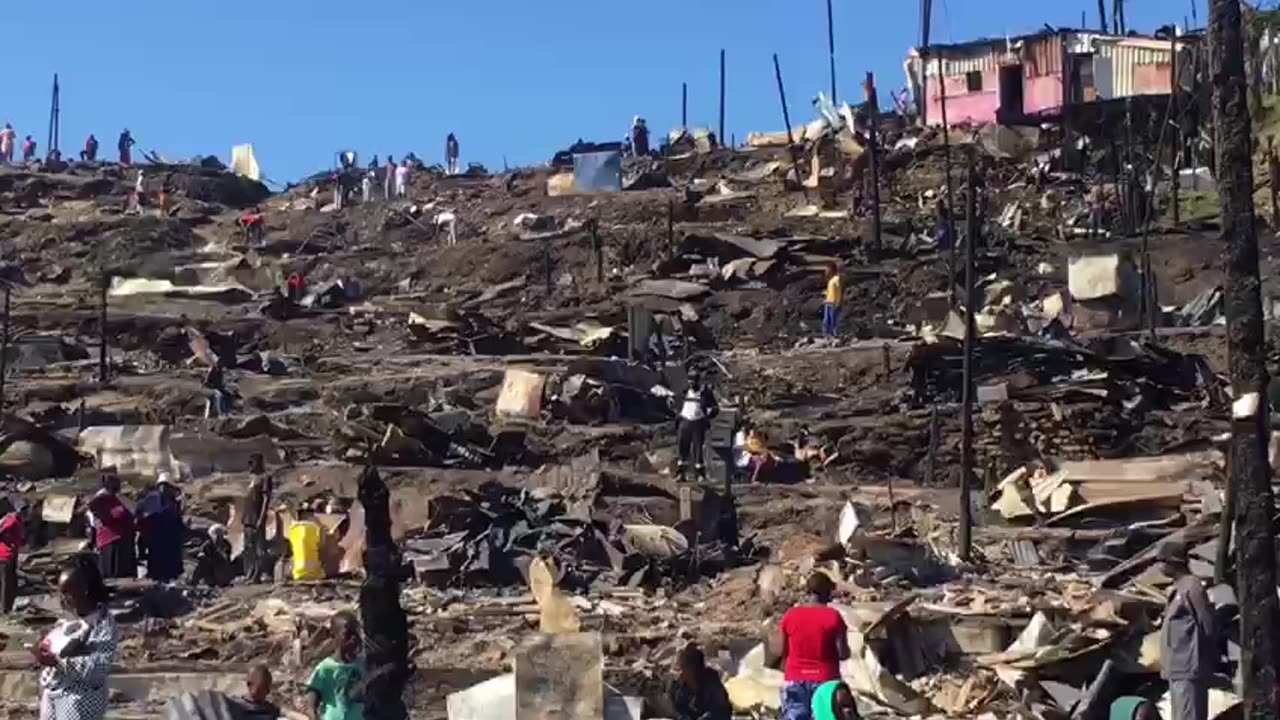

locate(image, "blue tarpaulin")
(572, 151), (622, 193)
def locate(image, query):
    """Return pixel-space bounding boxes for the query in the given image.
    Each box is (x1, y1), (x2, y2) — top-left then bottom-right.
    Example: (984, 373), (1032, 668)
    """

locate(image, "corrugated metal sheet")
(1024, 34), (1063, 78)
(925, 47), (1000, 78)
(1098, 41), (1173, 98)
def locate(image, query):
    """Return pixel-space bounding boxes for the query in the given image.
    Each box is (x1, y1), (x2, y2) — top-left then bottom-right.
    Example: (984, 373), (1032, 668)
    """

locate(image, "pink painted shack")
(905, 30), (1194, 127)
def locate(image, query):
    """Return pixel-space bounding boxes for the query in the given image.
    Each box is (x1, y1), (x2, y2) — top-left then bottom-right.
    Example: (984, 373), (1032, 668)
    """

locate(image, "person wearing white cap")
(137, 472), (183, 582)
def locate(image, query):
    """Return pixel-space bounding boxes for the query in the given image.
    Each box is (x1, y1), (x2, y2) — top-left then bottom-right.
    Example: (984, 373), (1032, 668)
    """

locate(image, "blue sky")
(7, 0), (1184, 185)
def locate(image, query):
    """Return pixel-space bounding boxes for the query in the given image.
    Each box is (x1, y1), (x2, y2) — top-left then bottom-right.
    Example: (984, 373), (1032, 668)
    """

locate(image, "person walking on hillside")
(361, 171), (373, 203)
(241, 453), (274, 582)
(384, 156), (396, 200)
(0, 124), (15, 163)
(777, 572), (850, 720)
(117, 129), (134, 166)
(22, 136), (36, 162)
(631, 118), (650, 157)
(446, 134), (460, 175)
(82, 134), (99, 162)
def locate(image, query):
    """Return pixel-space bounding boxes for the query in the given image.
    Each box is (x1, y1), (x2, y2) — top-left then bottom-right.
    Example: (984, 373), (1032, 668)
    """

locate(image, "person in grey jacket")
(1159, 543), (1215, 720)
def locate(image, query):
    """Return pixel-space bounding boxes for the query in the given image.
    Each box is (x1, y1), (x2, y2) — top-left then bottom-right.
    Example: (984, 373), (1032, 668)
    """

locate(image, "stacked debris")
(404, 480), (737, 591)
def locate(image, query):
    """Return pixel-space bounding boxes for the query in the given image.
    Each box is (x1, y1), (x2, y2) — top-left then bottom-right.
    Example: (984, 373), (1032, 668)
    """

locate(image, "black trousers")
(677, 419), (708, 478)
(99, 540), (137, 579)
(0, 558), (16, 613)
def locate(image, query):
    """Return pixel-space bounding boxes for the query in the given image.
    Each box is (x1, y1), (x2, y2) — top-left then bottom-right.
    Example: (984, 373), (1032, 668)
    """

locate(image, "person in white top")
(673, 369), (718, 482)
(362, 172), (373, 203)
(394, 163), (410, 198)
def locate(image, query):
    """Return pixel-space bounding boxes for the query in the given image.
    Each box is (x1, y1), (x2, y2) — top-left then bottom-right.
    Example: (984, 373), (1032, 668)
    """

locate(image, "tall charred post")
(1210, 0), (1280, 715)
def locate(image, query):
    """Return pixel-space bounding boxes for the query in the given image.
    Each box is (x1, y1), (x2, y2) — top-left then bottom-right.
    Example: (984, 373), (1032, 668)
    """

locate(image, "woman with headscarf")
(86, 468), (136, 580)
(810, 681), (859, 720)
(35, 553), (120, 720)
(136, 472), (184, 582)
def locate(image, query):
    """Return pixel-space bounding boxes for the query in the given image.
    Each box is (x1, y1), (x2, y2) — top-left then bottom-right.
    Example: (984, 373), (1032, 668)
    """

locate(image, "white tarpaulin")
(230, 144), (261, 182)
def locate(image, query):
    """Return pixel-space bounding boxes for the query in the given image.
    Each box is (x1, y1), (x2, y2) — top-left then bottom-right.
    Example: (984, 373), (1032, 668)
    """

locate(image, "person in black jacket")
(670, 644), (731, 720)
(675, 369), (718, 483)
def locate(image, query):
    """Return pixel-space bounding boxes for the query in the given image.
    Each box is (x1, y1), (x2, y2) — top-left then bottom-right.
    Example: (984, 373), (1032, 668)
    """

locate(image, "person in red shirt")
(86, 468), (137, 580)
(778, 572), (850, 720)
(0, 498), (24, 612)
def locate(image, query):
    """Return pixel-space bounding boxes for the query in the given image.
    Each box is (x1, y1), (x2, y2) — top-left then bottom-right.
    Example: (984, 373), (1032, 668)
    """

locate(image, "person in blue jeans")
(778, 573), (850, 720)
(821, 263), (843, 337)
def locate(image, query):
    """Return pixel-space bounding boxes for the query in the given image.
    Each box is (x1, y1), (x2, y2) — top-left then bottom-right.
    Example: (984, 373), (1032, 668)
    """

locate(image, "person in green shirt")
(811, 680), (859, 720)
(307, 611), (367, 720)
(1110, 697), (1160, 720)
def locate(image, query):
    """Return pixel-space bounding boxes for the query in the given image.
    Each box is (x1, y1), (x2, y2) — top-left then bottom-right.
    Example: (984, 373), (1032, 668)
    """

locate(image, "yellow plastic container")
(288, 521), (324, 581)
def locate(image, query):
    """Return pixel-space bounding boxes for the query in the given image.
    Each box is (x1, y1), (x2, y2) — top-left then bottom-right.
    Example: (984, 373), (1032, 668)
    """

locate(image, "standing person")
(632, 118), (650, 156)
(669, 644), (731, 720)
(0, 124), (15, 163)
(1159, 543), (1214, 720)
(361, 171), (373, 203)
(394, 161), (409, 199)
(675, 370), (718, 483)
(86, 469), (136, 580)
(117, 129), (134, 166)
(136, 472), (184, 583)
(446, 134), (460, 175)
(822, 263), (842, 338)
(130, 169), (145, 214)
(306, 611), (367, 720)
(777, 572), (850, 720)
(1268, 136), (1280, 228)
(241, 453), (273, 582)
(384, 157), (396, 200)
(236, 665), (282, 720)
(0, 498), (24, 613)
(82, 134), (99, 162)
(22, 135), (36, 162)
(35, 554), (120, 720)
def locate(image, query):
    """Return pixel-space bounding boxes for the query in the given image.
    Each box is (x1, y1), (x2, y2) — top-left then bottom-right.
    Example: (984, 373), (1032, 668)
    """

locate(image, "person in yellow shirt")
(822, 263), (842, 337)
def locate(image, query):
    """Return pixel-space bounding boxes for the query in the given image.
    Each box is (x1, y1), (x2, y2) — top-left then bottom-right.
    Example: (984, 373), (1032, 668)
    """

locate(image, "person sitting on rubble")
(777, 572), (849, 720)
(235, 664), (282, 720)
(86, 468), (137, 580)
(117, 128), (134, 167)
(740, 426), (776, 484)
(811, 681), (859, 720)
(286, 272), (308, 303)
(81, 134), (99, 162)
(933, 200), (951, 249)
(306, 611), (368, 720)
(368, 155), (379, 171)
(669, 643), (731, 720)
(405, 151), (424, 171)
(675, 369), (718, 483)
(631, 117), (650, 157)
(189, 524), (233, 587)
(35, 554), (120, 720)
(136, 472), (184, 583)
(0, 497), (25, 614)
(1110, 697), (1161, 720)
(21, 135), (36, 162)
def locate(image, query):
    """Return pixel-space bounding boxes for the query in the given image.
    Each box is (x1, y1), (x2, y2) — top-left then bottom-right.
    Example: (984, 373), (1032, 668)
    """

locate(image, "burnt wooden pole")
(98, 273), (109, 383)
(826, 0), (838, 103)
(1211, 0), (1280, 716)
(719, 49), (726, 147)
(0, 287), (10, 414)
(591, 219), (603, 284)
(866, 72), (883, 255)
(681, 83), (688, 130)
(1170, 30), (1181, 225)
(958, 147), (978, 562)
(937, 55), (958, 306)
(773, 54), (810, 203)
(358, 465), (411, 720)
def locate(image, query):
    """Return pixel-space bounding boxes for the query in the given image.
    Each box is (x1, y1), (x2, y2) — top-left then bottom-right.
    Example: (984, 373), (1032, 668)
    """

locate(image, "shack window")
(965, 71), (983, 92)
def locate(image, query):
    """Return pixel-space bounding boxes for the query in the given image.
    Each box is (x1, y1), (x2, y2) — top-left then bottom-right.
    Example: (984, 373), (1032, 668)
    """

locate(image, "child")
(306, 611), (366, 720)
(236, 664), (281, 720)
